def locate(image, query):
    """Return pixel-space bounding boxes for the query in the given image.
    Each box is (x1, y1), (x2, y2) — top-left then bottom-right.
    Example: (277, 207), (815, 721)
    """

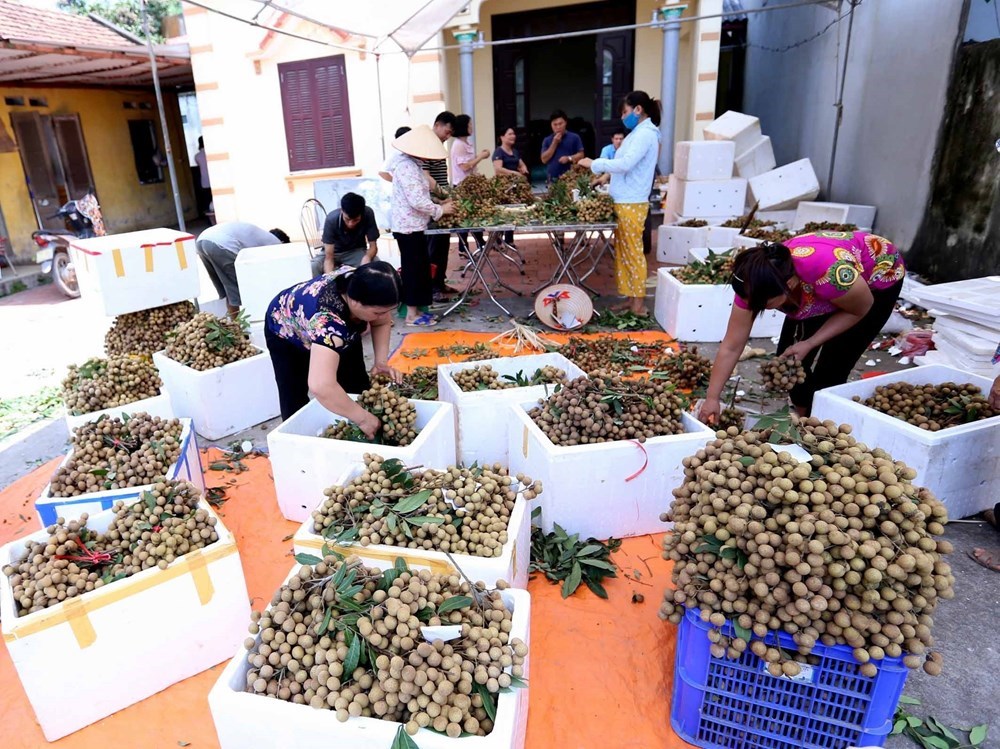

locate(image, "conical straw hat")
(393, 125), (448, 160)
(534, 284), (593, 331)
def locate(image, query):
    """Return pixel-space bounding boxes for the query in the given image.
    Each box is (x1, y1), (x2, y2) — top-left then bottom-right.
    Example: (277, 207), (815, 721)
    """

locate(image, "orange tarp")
(1, 330), (694, 749)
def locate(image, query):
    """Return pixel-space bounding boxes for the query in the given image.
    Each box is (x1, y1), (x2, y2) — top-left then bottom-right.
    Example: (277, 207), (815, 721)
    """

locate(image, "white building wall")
(741, 0), (965, 248)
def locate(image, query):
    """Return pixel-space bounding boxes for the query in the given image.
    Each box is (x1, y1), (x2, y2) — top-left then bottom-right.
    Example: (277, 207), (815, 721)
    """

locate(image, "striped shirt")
(422, 158), (449, 189)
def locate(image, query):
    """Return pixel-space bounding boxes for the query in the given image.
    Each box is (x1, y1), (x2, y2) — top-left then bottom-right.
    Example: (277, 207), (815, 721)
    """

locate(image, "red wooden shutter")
(279, 55), (354, 172)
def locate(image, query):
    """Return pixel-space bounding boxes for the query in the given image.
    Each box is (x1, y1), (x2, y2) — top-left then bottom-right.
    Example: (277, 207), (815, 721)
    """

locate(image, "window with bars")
(278, 54), (355, 172)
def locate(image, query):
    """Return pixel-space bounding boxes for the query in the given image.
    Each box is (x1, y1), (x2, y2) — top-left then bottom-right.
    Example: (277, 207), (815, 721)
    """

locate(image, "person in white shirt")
(194, 136), (212, 217)
(580, 91), (661, 316)
(197, 222), (289, 315)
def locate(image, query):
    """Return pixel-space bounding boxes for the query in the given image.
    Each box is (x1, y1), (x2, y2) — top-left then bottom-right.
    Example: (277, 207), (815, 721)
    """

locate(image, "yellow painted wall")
(0, 86), (197, 259)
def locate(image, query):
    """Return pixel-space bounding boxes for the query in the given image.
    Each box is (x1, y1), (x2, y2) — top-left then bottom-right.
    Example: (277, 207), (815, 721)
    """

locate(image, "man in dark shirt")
(423, 110), (457, 298)
(540, 109), (585, 183)
(319, 192), (379, 274)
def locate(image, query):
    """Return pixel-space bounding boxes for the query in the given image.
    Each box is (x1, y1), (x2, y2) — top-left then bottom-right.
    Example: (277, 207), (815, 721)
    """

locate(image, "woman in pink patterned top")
(700, 231), (906, 422)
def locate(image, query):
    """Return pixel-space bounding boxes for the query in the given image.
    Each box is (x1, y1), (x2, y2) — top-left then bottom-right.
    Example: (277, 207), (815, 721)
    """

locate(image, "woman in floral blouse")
(264, 262), (404, 429)
(389, 125), (455, 326)
(700, 231), (906, 421)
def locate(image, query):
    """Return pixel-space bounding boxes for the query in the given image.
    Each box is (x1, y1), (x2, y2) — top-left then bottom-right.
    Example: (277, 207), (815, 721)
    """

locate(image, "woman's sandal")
(968, 548), (1000, 572)
(405, 313), (438, 327)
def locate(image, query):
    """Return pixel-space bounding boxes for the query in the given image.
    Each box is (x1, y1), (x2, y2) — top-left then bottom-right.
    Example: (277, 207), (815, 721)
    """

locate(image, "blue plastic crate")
(672, 606), (909, 749)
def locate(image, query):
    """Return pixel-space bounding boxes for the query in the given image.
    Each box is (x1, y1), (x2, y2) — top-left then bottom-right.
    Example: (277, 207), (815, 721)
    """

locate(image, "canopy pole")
(656, 4), (687, 177)
(141, 0), (185, 232)
(454, 28), (477, 116)
(376, 53), (387, 160)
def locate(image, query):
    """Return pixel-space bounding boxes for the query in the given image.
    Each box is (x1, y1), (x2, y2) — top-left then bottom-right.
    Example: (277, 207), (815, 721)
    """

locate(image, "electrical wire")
(745, 3), (856, 53)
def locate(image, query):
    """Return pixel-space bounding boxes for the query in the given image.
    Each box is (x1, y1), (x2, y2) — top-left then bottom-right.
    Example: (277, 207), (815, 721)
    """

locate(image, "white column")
(454, 27), (478, 116)
(656, 4), (687, 176)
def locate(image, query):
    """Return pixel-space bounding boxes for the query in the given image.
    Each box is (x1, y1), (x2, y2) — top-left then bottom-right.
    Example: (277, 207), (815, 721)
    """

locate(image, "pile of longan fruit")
(241, 556), (527, 738)
(323, 381), (420, 447)
(760, 357), (807, 392)
(62, 356), (162, 416)
(857, 381), (997, 430)
(659, 417), (955, 677)
(49, 413), (183, 497)
(163, 311), (257, 371)
(529, 374), (686, 446)
(104, 301), (195, 357)
(656, 347), (712, 390)
(452, 364), (565, 393)
(575, 193), (615, 223)
(311, 454), (540, 558)
(3, 479), (218, 615)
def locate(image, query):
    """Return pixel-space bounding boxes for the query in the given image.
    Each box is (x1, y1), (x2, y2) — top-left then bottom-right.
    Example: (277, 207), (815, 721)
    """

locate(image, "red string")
(625, 440), (649, 482)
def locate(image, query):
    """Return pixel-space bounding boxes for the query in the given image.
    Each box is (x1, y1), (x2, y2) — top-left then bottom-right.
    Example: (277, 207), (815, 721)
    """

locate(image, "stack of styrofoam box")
(507, 401), (714, 539)
(666, 140), (745, 225)
(65, 392), (175, 431)
(704, 111), (775, 180)
(153, 347), (281, 440)
(210, 573), (530, 749)
(234, 242), (313, 324)
(35, 417), (204, 526)
(792, 202), (877, 231)
(908, 276), (1000, 378)
(1, 501), (250, 741)
(748, 158), (821, 211)
(69, 228), (201, 316)
(437, 353), (586, 468)
(657, 217), (737, 265)
(654, 264), (784, 342)
(268, 398), (456, 522)
(812, 365), (1000, 519)
(293, 464), (532, 588)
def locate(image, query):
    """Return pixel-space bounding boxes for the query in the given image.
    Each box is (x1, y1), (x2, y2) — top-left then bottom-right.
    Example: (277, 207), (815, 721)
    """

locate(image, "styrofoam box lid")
(234, 242), (313, 266)
(814, 364), (1000, 441)
(936, 328), (996, 358)
(931, 312), (1000, 343)
(70, 228), (194, 255)
(0, 495), (234, 627)
(909, 276), (999, 318)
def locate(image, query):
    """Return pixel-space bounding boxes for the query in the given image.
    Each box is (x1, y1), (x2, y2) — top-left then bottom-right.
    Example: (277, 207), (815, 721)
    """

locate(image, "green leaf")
(392, 489), (433, 514)
(474, 682), (497, 722)
(561, 561), (582, 598)
(576, 543), (604, 557)
(583, 577), (608, 598)
(386, 513), (397, 534)
(405, 516), (446, 526)
(316, 607), (333, 636)
(144, 492), (156, 511)
(720, 547), (737, 560)
(926, 717), (959, 743)
(89, 468), (108, 477)
(343, 632), (361, 676)
(898, 696), (921, 705)
(970, 725), (988, 746)
(907, 716), (923, 728)
(922, 738), (950, 749)
(382, 458), (403, 478)
(733, 621), (751, 642)
(294, 552), (321, 566)
(578, 558), (615, 570)
(694, 544), (717, 554)
(739, 456), (755, 466)
(394, 557), (408, 573)
(437, 595), (474, 615)
(893, 718), (907, 735)
(507, 674), (529, 689)
(390, 724), (421, 749)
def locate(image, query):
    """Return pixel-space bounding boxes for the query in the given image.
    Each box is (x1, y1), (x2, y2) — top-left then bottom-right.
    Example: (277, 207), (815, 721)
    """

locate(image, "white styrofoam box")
(152, 347), (280, 440)
(199, 297), (228, 316)
(673, 140), (736, 181)
(703, 111), (763, 156)
(792, 202), (877, 231)
(209, 577), (530, 749)
(756, 210), (797, 230)
(933, 334), (1000, 378)
(268, 398), (457, 523)
(654, 266), (785, 343)
(748, 159), (821, 211)
(733, 135), (776, 179)
(666, 175), (747, 218)
(69, 229), (200, 317)
(932, 310), (1000, 343)
(657, 222), (709, 264)
(65, 392), (174, 432)
(249, 321), (266, 351)
(293, 465), (533, 588)
(811, 365), (1000, 519)
(705, 225), (741, 247)
(234, 242), (313, 323)
(507, 402), (713, 539)
(908, 276), (1000, 330)
(437, 354), (586, 468)
(0, 500), (249, 741)
(35, 418), (204, 526)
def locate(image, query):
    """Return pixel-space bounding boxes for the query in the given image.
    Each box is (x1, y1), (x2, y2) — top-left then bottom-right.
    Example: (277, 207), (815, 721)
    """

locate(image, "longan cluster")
(575, 193), (615, 223)
(529, 374), (686, 446)
(491, 174), (534, 205)
(803, 222), (859, 233)
(323, 382), (420, 447)
(559, 336), (643, 375)
(760, 357), (807, 392)
(104, 301), (195, 357)
(718, 407), (745, 432)
(659, 418), (955, 677)
(62, 356), (162, 415)
(242, 557), (527, 739)
(3, 479), (218, 615)
(49, 414), (183, 497)
(656, 347), (712, 390)
(312, 455), (540, 558)
(163, 312), (257, 371)
(452, 364), (566, 393)
(672, 251), (736, 285)
(857, 381), (996, 430)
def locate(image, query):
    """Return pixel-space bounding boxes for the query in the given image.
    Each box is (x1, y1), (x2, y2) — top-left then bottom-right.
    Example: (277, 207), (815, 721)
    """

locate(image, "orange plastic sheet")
(1, 337), (694, 747)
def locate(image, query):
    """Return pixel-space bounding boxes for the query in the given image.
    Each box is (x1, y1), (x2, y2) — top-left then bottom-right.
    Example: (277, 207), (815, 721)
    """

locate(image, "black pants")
(457, 230), (484, 256)
(428, 233), (451, 290)
(398, 231), (434, 307)
(265, 327), (371, 420)
(777, 279), (903, 413)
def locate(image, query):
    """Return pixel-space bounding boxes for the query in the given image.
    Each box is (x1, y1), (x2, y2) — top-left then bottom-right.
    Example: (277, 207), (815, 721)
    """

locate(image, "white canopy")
(241, 0), (471, 55)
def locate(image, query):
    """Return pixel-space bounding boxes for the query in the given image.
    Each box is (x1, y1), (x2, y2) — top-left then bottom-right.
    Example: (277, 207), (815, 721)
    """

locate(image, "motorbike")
(32, 200), (96, 298)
